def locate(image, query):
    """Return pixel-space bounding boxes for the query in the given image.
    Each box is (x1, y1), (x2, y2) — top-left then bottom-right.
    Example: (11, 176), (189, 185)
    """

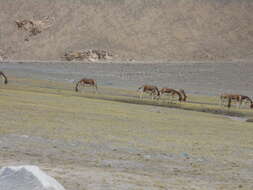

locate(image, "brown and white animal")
(159, 88), (183, 102)
(0, 71), (8, 84)
(75, 78), (97, 92)
(220, 94), (253, 108)
(138, 85), (160, 100)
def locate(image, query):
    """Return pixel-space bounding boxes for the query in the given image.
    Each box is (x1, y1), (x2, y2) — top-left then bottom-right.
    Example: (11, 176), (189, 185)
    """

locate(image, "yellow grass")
(0, 79), (253, 160)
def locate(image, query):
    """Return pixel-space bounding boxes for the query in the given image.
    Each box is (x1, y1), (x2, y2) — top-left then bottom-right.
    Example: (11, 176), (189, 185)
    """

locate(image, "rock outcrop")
(64, 49), (112, 62)
(0, 165), (65, 190)
(15, 17), (52, 40)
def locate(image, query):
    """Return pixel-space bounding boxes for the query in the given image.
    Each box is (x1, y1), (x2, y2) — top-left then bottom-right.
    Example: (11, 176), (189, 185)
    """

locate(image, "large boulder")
(0, 165), (65, 190)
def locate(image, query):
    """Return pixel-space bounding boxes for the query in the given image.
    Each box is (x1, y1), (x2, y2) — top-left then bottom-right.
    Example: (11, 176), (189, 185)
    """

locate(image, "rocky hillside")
(0, 0), (253, 61)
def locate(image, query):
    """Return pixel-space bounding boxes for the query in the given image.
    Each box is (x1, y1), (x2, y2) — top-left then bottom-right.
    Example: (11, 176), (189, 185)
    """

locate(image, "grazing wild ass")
(138, 85), (160, 100)
(75, 78), (97, 92)
(159, 88), (183, 102)
(220, 94), (253, 108)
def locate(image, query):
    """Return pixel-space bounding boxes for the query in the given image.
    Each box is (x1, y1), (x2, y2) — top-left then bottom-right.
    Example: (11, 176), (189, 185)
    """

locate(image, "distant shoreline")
(1, 59), (252, 65)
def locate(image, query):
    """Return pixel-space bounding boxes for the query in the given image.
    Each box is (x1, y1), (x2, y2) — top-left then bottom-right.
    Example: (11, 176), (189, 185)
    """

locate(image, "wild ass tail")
(75, 81), (80, 92)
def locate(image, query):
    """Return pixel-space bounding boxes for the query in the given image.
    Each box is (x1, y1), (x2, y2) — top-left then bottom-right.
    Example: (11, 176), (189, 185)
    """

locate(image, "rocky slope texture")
(0, 0), (253, 61)
(64, 49), (112, 61)
(0, 165), (65, 190)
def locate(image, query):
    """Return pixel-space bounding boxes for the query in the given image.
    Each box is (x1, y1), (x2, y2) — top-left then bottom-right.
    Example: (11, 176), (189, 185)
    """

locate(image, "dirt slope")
(0, 0), (253, 61)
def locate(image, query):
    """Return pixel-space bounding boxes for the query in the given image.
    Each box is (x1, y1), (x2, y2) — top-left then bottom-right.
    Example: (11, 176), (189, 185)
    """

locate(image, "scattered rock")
(143, 154), (151, 160)
(0, 49), (7, 61)
(64, 49), (113, 62)
(15, 19), (34, 31)
(181, 152), (190, 159)
(0, 165), (65, 190)
(15, 17), (53, 40)
(246, 118), (253, 122)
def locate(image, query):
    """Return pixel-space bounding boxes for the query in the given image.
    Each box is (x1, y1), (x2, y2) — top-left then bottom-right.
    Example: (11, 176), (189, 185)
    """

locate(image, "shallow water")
(1, 61), (253, 96)
(225, 115), (248, 122)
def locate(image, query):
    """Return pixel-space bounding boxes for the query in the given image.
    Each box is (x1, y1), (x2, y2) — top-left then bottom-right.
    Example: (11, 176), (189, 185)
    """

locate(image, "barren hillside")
(0, 0), (253, 61)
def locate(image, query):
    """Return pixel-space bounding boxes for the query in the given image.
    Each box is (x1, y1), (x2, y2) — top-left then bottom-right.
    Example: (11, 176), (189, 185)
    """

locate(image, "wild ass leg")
(220, 97), (227, 107)
(219, 97), (223, 106)
(227, 97), (232, 109)
(151, 91), (154, 100)
(168, 93), (172, 103)
(139, 91), (144, 99)
(93, 85), (97, 93)
(237, 99), (241, 108)
(238, 96), (243, 108)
